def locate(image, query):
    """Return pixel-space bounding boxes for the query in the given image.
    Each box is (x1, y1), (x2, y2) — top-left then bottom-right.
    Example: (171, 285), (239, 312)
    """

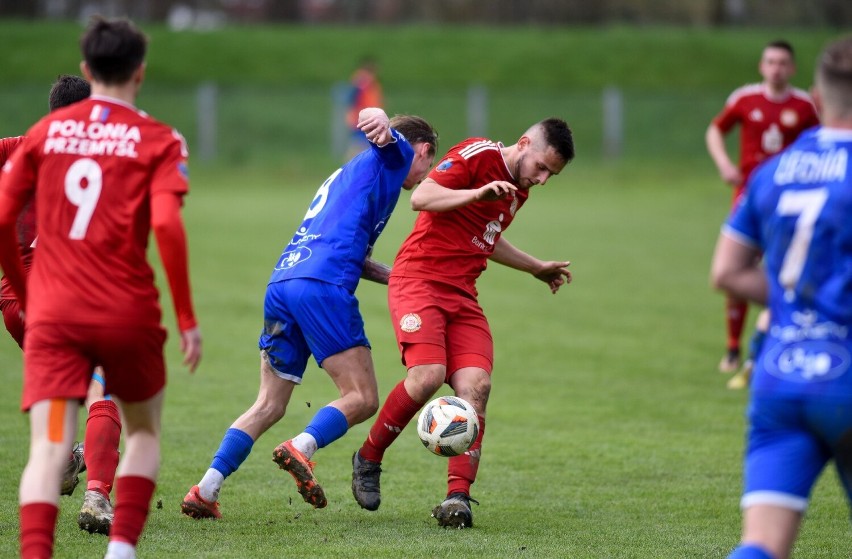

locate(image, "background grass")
(0, 21), (849, 559)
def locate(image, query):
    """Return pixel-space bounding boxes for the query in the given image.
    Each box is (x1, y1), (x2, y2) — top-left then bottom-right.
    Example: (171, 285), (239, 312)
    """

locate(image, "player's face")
(516, 144), (566, 189)
(403, 147), (435, 190)
(759, 47), (795, 89)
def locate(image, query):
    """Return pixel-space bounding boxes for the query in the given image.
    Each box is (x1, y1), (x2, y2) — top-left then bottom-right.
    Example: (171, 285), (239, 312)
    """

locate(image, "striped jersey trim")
(459, 140), (499, 160)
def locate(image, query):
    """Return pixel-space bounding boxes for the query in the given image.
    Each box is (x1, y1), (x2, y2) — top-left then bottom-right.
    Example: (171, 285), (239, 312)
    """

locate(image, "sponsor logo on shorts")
(400, 313), (422, 333)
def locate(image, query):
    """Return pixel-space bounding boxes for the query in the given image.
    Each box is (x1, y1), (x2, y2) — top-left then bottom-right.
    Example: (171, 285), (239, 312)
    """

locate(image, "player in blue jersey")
(181, 108), (438, 518)
(711, 35), (852, 559)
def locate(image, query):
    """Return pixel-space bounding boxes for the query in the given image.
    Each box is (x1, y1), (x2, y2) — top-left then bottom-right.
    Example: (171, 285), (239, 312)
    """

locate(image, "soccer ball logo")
(417, 396), (479, 457)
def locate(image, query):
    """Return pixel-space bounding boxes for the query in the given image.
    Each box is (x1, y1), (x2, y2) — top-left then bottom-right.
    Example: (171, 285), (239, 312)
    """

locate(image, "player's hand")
(533, 261), (572, 294)
(358, 108), (392, 146)
(476, 181), (517, 201)
(719, 163), (742, 187)
(179, 326), (203, 373)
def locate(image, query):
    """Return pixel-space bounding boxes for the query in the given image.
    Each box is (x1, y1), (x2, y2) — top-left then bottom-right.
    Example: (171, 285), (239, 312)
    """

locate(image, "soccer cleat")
(78, 490), (113, 535)
(351, 451), (382, 511)
(61, 442), (86, 497)
(718, 349), (741, 374)
(272, 440), (327, 509)
(727, 359), (753, 390)
(432, 492), (479, 529)
(181, 485), (222, 519)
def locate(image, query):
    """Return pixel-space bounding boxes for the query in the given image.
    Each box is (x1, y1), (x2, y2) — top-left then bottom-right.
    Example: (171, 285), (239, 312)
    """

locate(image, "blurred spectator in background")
(346, 56), (384, 159)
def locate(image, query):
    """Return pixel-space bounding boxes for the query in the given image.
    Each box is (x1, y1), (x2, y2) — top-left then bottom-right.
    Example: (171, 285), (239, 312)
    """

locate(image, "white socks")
(198, 468), (225, 502)
(104, 541), (135, 559)
(291, 432), (318, 460)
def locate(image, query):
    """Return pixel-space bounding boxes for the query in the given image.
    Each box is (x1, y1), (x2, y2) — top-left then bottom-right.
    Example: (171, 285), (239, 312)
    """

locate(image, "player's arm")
(151, 191), (202, 372)
(710, 231), (766, 305)
(489, 237), (571, 295)
(410, 178), (517, 213)
(705, 122), (741, 186)
(0, 190), (27, 308)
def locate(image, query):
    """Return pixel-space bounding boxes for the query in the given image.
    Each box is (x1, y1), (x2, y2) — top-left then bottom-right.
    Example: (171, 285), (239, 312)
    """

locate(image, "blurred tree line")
(2, 0), (850, 27)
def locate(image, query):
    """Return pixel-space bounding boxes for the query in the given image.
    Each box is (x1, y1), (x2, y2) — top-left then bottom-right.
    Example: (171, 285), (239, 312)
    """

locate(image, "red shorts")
(22, 322), (167, 411)
(0, 298), (24, 348)
(388, 276), (493, 377)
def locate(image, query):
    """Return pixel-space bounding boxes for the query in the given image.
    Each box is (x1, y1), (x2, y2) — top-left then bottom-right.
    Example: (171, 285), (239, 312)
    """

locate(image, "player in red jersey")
(351, 118), (574, 528)
(0, 74), (123, 537)
(0, 16), (202, 559)
(705, 39), (819, 382)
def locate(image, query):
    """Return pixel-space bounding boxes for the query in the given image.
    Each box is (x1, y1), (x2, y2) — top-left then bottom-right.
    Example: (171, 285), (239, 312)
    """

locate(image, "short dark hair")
(390, 115), (439, 158)
(49, 74), (90, 112)
(816, 35), (852, 114)
(80, 16), (147, 85)
(766, 39), (795, 59)
(540, 118), (575, 163)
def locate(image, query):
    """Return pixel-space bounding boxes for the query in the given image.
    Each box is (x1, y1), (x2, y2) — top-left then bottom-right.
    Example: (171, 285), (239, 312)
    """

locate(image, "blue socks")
(210, 428), (255, 477)
(305, 406), (349, 449)
(728, 544), (775, 559)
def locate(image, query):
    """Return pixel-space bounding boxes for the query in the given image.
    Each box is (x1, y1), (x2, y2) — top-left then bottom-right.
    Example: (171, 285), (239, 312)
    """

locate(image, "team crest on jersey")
(749, 108), (764, 122)
(780, 109), (799, 128)
(436, 159), (453, 172)
(400, 313), (422, 333)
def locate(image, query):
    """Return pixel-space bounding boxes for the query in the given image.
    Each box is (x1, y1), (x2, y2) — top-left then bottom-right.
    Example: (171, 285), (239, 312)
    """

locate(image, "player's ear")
(80, 61), (93, 81)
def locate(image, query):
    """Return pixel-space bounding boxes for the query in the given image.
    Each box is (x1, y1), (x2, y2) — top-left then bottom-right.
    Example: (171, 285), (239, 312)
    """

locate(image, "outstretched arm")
(489, 237), (572, 294)
(410, 178), (518, 213)
(151, 191), (202, 372)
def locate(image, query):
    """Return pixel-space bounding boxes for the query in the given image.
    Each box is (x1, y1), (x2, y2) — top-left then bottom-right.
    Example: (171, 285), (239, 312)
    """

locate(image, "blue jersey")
(269, 129), (414, 292)
(725, 127), (852, 398)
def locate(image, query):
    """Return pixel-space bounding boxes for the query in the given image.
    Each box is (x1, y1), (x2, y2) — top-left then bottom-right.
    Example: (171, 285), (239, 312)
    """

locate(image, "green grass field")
(0, 159), (848, 558)
(0, 19), (850, 559)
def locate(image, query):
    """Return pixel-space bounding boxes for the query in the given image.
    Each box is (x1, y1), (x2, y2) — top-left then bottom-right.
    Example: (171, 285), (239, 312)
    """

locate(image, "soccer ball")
(417, 396), (480, 457)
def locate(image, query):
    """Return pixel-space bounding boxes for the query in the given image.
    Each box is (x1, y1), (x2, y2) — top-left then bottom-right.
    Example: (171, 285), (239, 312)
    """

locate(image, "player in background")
(351, 118), (574, 528)
(180, 108), (437, 519)
(0, 74), (122, 537)
(710, 35), (852, 559)
(706, 39), (819, 385)
(0, 16), (202, 559)
(345, 56), (384, 160)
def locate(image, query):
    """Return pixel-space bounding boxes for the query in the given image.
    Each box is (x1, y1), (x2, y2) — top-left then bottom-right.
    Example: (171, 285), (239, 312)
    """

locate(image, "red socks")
(85, 399), (122, 498)
(20, 502), (58, 559)
(360, 381), (422, 463)
(726, 297), (748, 352)
(448, 414), (486, 496)
(110, 476), (155, 547)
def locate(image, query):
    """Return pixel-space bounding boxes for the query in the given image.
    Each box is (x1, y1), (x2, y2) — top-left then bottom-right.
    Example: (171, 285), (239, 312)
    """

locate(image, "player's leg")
(20, 398), (80, 559)
(353, 277), (451, 510)
(79, 368), (121, 534)
(728, 397), (827, 559)
(182, 352), (298, 518)
(271, 281), (375, 509)
(728, 309), (769, 390)
(721, 295), (748, 373)
(183, 281), (305, 518)
(19, 323), (92, 558)
(104, 391), (162, 559)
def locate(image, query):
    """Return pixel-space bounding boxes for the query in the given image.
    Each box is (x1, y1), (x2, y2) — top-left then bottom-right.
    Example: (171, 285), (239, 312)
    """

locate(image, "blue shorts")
(258, 278), (369, 383)
(741, 394), (852, 512)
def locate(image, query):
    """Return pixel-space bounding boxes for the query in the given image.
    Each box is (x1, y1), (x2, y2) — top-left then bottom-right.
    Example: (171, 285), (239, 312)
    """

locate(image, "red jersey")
(712, 84), (818, 187)
(0, 96), (190, 328)
(0, 135), (33, 301)
(391, 138), (528, 297)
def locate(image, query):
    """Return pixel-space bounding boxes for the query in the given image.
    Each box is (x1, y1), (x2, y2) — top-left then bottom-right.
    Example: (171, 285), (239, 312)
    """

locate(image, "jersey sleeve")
(371, 128), (414, 170)
(150, 129), (189, 199)
(427, 151), (474, 191)
(713, 96), (742, 134)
